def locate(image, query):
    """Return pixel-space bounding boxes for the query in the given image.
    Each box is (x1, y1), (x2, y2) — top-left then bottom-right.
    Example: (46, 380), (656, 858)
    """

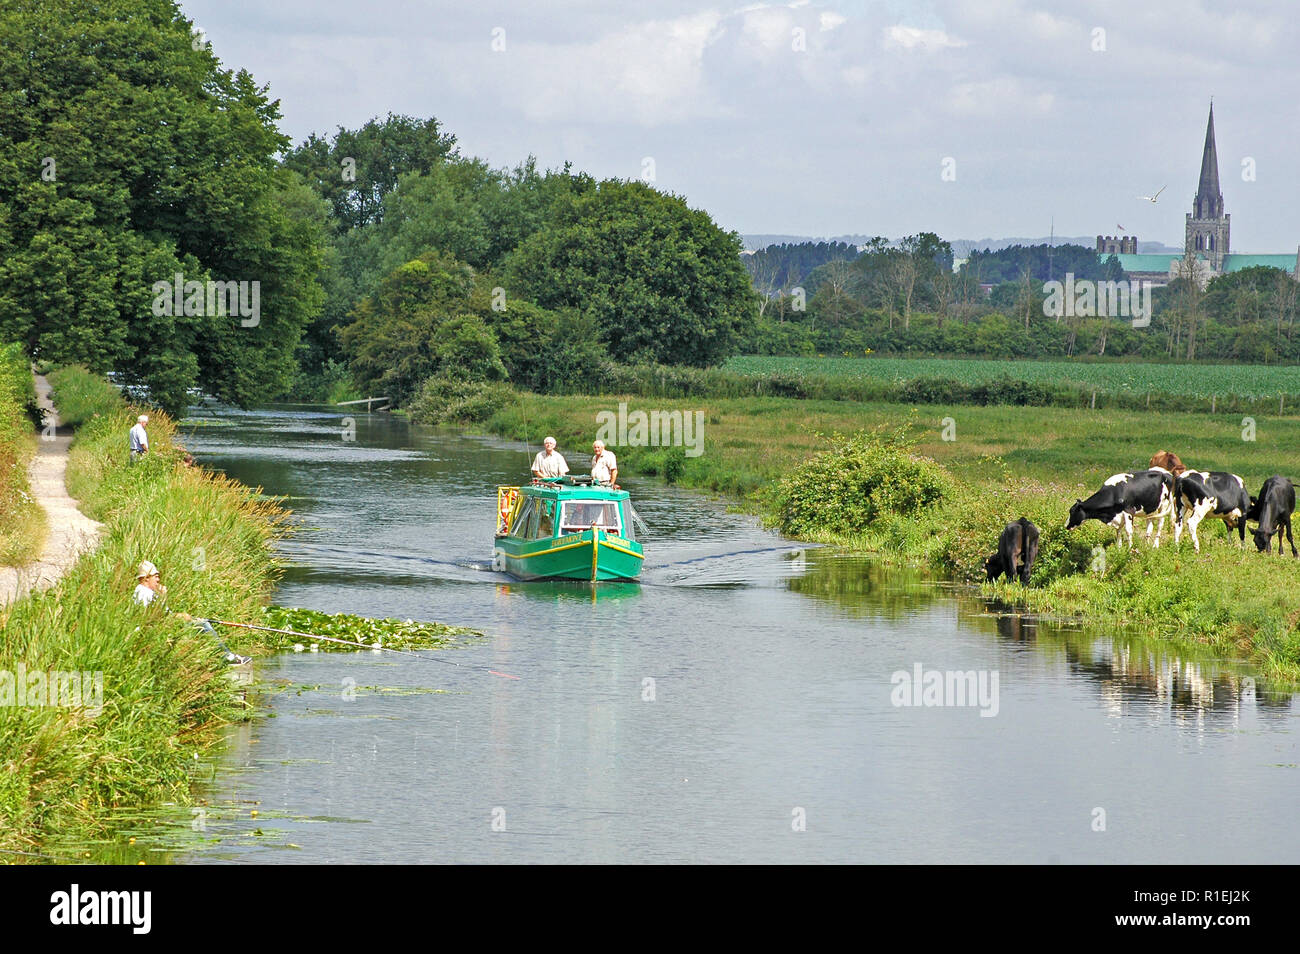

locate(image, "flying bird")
(1138, 186), (1166, 203)
(1116, 224), (1126, 232)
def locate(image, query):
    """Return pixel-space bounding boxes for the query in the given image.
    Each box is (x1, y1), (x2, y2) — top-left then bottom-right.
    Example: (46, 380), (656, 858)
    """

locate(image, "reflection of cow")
(994, 612), (1037, 643)
(985, 518), (1040, 584)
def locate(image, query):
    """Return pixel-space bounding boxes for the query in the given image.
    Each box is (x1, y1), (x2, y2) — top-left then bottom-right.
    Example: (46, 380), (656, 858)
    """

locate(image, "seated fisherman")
(133, 560), (251, 665)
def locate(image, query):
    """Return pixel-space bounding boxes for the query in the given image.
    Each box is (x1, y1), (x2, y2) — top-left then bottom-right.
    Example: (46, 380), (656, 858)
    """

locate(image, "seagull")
(1138, 186), (1166, 203)
(1116, 224), (1126, 232)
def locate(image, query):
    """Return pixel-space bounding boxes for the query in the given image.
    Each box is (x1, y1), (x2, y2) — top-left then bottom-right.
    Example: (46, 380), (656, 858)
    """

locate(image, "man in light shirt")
(133, 560), (251, 664)
(531, 436), (569, 479)
(129, 414), (149, 464)
(591, 440), (618, 486)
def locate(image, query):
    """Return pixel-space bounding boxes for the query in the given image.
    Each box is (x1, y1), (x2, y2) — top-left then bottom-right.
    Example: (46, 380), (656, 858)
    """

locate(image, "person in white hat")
(531, 436), (569, 479)
(129, 414), (149, 465)
(133, 560), (250, 665)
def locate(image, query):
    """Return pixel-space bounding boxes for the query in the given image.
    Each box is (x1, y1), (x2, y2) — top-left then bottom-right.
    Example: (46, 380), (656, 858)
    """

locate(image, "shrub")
(408, 375), (515, 425)
(771, 425), (951, 537)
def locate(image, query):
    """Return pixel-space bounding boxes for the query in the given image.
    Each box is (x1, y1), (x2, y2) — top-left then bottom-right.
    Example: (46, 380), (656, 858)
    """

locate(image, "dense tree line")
(0, 0), (327, 414)
(0, 0), (758, 413)
(744, 241), (859, 300)
(745, 262), (1300, 362)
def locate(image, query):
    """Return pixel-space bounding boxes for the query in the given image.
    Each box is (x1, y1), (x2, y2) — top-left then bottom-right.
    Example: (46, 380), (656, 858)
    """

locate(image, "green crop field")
(724, 356), (1300, 400)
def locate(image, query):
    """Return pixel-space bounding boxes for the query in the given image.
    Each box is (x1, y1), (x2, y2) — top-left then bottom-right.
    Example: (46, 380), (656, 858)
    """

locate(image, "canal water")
(154, 405), (1299, 863)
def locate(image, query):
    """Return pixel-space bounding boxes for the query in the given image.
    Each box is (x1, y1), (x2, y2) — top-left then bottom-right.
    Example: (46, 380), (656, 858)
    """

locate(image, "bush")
(407, 375), (515, 425)
(771, 425), (951, 537)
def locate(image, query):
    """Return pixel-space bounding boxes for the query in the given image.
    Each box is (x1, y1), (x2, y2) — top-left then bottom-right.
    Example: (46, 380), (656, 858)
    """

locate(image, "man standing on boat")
(531, 436), (569, 479)
(591, 439), (618, 486)
(129, 414), (149, 464)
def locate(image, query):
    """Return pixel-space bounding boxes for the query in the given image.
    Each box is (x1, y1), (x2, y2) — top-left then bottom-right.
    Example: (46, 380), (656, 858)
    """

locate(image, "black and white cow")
(1067, 468), (1175, 548)
(1173, 470), (1251, 551)
(1246, 475), (1297, 556)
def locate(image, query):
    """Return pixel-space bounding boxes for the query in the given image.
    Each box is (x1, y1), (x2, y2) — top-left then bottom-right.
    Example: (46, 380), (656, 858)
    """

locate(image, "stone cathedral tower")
(1185, 103), (1230, 272)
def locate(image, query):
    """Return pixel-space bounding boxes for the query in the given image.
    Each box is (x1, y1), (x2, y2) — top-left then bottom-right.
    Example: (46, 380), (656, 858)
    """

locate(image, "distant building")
(1105, 104), (1300, 287)
(1096, 235), (1137, 255)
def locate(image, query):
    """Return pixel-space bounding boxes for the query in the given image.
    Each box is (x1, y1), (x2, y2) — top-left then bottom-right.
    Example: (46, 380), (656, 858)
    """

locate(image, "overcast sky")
(181, 0), (1300, 251)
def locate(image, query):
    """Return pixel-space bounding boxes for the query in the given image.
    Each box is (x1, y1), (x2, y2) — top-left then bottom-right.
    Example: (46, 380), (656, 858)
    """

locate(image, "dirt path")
(0, 375), (104, 606)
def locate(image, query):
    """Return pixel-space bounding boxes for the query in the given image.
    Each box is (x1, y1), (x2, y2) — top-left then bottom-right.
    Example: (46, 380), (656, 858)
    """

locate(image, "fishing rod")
(209, 620), (519, 680)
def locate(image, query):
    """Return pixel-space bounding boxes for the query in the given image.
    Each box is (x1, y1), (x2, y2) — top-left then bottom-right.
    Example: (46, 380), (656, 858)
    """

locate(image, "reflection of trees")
(786, 552), (942, 619)
(963, 596), (1292, 722)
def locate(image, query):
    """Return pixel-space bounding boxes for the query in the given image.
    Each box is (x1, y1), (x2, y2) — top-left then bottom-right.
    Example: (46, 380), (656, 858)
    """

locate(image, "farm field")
(724, 355), (1300, 400)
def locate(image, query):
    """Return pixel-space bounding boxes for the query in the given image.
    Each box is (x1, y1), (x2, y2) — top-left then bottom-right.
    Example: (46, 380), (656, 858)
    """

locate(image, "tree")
(337, 251), (477, 404)
(283, 114), (459, 233)
(0, 0), (325, 413)
(503, 180), (757, 367)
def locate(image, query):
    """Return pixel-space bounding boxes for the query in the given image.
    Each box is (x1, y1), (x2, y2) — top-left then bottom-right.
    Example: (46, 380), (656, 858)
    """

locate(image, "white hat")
(137, 560), (158, 579)
(138, 414), (149, 423)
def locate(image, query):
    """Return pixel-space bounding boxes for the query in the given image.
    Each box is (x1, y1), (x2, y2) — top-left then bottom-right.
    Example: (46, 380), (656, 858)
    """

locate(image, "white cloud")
(883, 25), (967, 51)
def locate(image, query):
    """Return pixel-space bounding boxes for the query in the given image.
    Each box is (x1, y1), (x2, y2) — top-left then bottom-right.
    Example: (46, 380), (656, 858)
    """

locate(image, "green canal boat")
(494, 478), (644, 581)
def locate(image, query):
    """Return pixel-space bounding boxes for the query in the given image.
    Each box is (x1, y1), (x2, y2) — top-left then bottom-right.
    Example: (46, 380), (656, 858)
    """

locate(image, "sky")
(181, 0), (1300, 251)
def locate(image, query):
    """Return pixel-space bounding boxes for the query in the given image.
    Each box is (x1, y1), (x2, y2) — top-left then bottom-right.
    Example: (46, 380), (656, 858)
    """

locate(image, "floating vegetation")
(258, 606), (481, 653)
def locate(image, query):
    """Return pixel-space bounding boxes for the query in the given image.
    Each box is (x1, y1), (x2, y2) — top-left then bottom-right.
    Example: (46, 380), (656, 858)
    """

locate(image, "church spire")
(1194, 102), (1222, 219)
(1185, 100), (1229, 271)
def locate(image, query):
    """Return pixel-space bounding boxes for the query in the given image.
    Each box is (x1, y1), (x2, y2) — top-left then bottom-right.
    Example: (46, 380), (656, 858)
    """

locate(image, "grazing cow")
(1173, 470), (1251, 551)
(1246, 476), (1297, 556)
(1067, 469), (1175, 548)
(1149, 450), (1187, 475)
(985, 518), (1040, 584)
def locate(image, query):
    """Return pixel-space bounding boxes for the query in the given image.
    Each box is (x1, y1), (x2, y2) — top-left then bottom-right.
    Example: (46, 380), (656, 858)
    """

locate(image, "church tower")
(1185, 102), (1230, 272)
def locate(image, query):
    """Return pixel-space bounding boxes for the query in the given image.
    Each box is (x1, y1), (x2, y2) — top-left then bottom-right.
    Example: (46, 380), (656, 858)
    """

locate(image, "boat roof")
(519, 481), (629, 501)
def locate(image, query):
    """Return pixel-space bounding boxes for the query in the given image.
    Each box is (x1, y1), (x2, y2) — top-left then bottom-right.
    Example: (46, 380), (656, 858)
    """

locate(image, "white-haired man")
(129, 414), (149, 464)
(531, 436), (569, 479)
(591, 440), (618, 486)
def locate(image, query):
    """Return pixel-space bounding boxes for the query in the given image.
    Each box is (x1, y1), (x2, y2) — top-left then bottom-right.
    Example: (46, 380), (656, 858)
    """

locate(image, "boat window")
(560, 501), (623, 534)
(620, 502), (636, 542)
(509, 498), (536, 538)
(537, 500), (556, 538)
(524, 501), (541, 539)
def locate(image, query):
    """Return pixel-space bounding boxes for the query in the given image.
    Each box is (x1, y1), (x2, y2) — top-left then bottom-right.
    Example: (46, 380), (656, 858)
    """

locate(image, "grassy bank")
(0, 367), (287, 850)
(0, 344), (45, 565)
(474, 391), (1300, 681)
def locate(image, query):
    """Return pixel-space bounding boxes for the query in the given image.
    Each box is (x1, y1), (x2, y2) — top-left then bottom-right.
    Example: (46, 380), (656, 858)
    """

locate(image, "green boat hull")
(494, 528), (644, 581)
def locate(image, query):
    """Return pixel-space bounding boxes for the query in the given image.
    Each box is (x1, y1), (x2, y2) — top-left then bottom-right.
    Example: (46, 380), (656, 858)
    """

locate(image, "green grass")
(476, 390), (1300, 682)
(0, 344), (45, 565)
(0, 367), (287, 850)
(725, 355), (1300, 401)
(45, 365), (126, 427)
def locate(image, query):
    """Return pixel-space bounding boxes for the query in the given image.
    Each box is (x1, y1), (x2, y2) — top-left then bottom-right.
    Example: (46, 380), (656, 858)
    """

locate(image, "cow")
(1246, 476), (1297, 556)
(1067, 469), (1175, 548)
(985, 518), (1040, 584)
(1172, 470), (1251, 551)
(1149, 450), (1187, 475)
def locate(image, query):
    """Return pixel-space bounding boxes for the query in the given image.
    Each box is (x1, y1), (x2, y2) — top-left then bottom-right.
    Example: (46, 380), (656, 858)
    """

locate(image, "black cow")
(1067, 469), (1175, 548)
(1173, 470), (1251, 551)
(1246, 476), (1297, 556)
(985, 518), (1040, 584)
